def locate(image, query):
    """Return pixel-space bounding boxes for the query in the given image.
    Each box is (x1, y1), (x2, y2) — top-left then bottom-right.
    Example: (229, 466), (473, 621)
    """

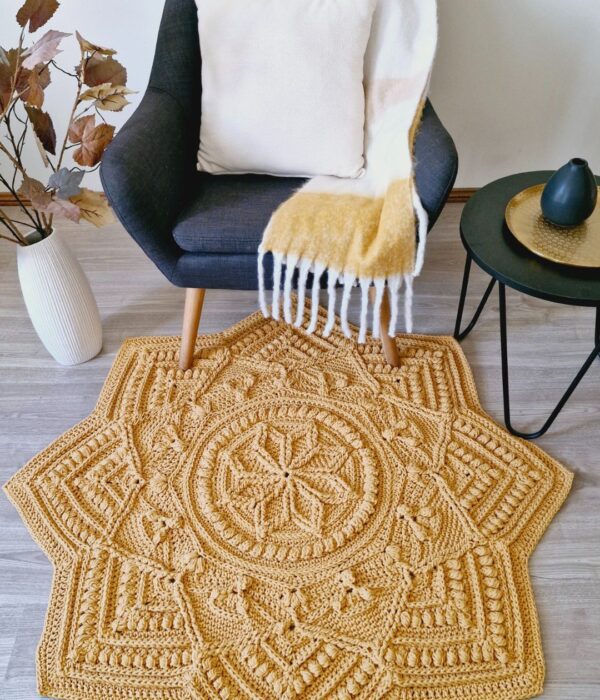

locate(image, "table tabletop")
(460, 171), (600, 307)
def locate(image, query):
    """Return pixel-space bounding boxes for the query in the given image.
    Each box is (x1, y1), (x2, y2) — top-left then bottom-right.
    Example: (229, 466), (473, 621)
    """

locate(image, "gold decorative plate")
(505, 184), (600, 268)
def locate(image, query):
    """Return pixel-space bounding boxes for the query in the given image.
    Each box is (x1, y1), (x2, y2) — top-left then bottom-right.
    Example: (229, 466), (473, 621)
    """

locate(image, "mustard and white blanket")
(258, 0), (438, 342)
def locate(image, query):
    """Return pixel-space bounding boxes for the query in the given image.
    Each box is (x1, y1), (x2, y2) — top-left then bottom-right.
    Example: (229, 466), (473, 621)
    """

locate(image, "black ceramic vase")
(541, 158), (598, 227)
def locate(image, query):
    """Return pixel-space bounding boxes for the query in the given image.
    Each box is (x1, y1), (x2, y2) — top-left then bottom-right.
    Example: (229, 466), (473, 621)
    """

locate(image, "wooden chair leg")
(179, 288), (205, 370)
(370, 287), (400, 368)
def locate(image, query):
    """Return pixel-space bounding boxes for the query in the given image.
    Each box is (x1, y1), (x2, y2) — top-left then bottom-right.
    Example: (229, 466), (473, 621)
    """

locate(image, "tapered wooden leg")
(370, 287), (400, 367)
(179, 288), (205, 370)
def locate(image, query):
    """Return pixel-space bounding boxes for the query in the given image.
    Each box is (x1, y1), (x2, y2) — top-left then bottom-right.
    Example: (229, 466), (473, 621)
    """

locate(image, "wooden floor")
(0, 204), (598, 698)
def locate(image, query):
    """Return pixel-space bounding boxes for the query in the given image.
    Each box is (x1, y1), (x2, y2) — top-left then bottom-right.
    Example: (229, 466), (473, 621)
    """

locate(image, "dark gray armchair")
(100, 0), (458, 369)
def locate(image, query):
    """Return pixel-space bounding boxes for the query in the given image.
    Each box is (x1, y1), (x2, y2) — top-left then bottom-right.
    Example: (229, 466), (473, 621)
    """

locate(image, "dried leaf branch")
(0, 0), (134, 245)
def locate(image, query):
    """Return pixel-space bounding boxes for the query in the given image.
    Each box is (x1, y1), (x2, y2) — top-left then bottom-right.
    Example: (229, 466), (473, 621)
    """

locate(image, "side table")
(454, 171), (600, 440)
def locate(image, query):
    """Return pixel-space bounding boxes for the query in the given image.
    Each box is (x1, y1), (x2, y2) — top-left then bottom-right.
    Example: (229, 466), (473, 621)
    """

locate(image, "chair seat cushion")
(173, 173), (306, 254)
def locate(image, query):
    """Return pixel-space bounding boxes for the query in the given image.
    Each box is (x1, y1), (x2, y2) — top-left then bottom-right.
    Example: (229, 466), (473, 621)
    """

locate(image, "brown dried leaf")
(22, 30), (70, 70)
(24, 104), (56, 154)
(16, 0), (59, 33)
(2, 48), (51, 106)
(18, 175), (52, 211)
(83, 54), (126, 88)
(45, 197), (81, 223)
(67, 114), (95, 144)
(22, 63), (51, 107)
(75, 32), (116, 57)
(21, 175), (81, 221)
(69, 188), (114, 228)
(0, 63), (13, 110)
(79, 83), (135, 112)
(0, 49), (23, 109)
(73, 122), (115, 167)
(79, 82), (111, 99)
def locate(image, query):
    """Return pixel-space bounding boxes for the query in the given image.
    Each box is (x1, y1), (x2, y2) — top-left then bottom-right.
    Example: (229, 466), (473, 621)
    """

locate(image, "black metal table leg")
(499, 283), (600, 440)
(454, 253), (497, 341)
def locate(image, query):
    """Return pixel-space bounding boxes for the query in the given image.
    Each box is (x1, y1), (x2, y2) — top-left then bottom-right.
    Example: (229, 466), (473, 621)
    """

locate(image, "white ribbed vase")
(17, 230), (102, 365)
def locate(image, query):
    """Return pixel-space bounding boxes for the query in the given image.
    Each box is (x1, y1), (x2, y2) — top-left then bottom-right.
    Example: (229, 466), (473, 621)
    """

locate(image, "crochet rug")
(5, 307), (572, 700)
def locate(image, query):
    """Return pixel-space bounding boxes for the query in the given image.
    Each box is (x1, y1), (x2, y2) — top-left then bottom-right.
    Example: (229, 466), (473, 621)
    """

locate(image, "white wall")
(1, 0), (599, 190)
(431, 0), (600, 186)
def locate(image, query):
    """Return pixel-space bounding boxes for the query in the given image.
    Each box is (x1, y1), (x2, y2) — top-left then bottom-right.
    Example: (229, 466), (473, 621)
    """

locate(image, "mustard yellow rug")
(5, 308), (572, 700)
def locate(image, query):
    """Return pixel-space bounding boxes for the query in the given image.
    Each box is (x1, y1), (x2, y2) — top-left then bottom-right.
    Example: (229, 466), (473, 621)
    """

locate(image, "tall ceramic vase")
(17, 230), (102, 365)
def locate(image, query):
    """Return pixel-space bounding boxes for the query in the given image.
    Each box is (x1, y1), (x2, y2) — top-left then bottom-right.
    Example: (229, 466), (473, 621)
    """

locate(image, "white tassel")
(358, 278), (371, 344)
(294, 258), (312, 327)
(307, 262), (325, 334)
(271, 252), (283, 321)
(404, 274), (414, 333)
(283, 253), (299, 323)
(257, 247), (269, 317)
(340, 272), (355, 338)
(323, 269), (339, 337)
(412, 184), (429, 277)
(371, 278), (385, 339)
(388, 275), (403, 337)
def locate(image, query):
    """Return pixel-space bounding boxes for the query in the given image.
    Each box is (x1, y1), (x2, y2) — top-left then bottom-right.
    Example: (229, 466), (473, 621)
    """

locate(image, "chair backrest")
(149, 0), (202, 123)
(147, 0), (457, 228)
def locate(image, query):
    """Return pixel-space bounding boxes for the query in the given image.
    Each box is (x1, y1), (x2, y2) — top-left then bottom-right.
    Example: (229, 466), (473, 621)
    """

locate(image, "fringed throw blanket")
(258, 0), (438, 342)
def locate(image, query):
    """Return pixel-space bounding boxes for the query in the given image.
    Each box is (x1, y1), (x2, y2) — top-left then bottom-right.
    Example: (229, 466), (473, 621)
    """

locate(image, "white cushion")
(195, 0), (376, 178)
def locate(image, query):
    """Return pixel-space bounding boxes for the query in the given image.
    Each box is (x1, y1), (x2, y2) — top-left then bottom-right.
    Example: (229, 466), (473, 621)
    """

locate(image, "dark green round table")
(454, 171), (600, 439)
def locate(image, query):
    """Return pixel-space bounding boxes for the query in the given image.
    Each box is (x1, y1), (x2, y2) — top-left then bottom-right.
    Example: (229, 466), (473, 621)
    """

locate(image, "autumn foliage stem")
(48, 50), (87, 231)
(4, 110), (45, 231)
(1, 2), (130, 244)
(0, 208), (27, 244)
(0, 171), (40, 231)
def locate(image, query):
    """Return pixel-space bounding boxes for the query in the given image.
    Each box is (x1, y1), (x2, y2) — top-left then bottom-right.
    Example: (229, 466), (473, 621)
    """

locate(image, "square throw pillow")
(195, 0), (376, 178)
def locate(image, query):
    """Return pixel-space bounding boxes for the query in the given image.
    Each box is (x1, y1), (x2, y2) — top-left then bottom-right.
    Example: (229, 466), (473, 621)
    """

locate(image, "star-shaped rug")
(4, 307), (572, 700)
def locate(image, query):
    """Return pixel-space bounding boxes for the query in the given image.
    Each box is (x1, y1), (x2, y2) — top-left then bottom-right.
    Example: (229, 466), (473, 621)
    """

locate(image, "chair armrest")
(414, 101), (459, 229)
(100, 88), (200, 279)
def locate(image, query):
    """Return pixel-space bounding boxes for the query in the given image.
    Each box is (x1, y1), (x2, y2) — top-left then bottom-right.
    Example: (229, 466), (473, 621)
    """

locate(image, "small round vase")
(541, 158), (598, 227)
(17, 230), (103, 365)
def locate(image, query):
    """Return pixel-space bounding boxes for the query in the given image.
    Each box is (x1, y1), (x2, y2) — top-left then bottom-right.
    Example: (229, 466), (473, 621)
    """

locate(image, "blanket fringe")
(271, 252), (284, 321)
(283, 252), (299, 323)
(258, 254), (419, 343)
(294, 259), (312, 327)
(307, 262), (326, 334)
(257, 247), (269, 317)
(387, 275), (402, 338)
(324, 269), (339, 337)
(340, 273), (355, 338)
(358, 278), (371, 344)
(404, 274), (414, 334)
(372, 278), (385, 340)
(258, 181), (429, 341)
(412, 182), (429, 277)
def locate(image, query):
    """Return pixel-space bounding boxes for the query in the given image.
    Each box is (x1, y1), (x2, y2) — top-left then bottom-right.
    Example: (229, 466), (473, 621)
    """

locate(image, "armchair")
(100, 0), (458, 369)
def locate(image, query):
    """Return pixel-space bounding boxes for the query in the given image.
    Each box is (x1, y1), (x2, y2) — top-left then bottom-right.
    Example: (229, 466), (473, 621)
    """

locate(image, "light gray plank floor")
(0, 204), (598, 698)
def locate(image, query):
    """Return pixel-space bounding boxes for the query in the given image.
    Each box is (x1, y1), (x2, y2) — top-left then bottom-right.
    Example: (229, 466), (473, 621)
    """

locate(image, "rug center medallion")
(182, 402), (381, 564)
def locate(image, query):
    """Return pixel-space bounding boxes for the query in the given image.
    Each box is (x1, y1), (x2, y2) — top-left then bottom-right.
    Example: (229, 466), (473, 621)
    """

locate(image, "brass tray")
(505, 184), (600, 268)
